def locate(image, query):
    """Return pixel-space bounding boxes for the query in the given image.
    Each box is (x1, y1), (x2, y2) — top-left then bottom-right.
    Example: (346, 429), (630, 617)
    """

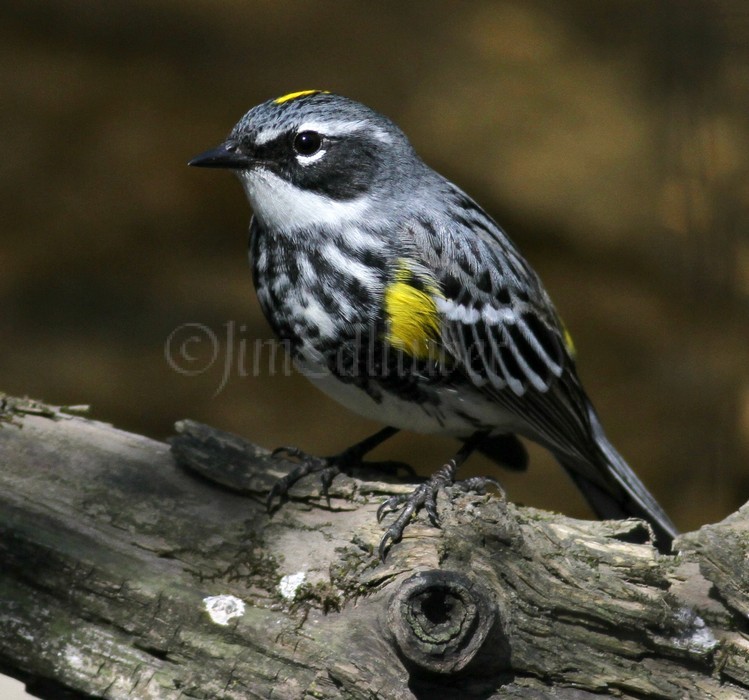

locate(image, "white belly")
(299, 361), (526, 437)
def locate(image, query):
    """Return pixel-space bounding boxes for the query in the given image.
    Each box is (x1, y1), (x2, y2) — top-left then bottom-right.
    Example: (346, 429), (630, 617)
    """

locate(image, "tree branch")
(0, 395), (747, 699)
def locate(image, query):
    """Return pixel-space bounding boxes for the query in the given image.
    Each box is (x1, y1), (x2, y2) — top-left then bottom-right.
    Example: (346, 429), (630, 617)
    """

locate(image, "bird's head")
(189, 90), (419, 231)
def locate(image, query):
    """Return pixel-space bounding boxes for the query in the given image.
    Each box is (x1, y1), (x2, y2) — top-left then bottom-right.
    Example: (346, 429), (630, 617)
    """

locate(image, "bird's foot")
(266, 446), (345, 511)
(267, 443), (414, 511)
(376, 465), (503, 560)
(266, 427), (406, 511)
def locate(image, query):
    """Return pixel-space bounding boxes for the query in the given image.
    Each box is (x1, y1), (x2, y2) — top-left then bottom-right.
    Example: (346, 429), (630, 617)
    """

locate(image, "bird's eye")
(293, 131), (322, 156)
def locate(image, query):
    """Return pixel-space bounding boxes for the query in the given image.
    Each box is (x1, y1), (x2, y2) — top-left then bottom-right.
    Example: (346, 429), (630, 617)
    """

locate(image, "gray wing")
(409, 190), (596, 460)
(402, 186), (676, 546)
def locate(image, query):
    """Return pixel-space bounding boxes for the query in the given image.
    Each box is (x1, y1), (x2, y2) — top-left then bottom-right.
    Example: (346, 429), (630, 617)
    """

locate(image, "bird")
(189, 89), (677, 559)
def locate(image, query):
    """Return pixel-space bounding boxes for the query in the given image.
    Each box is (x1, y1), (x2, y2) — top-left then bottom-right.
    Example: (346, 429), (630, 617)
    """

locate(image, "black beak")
(188, 141), (252, 169)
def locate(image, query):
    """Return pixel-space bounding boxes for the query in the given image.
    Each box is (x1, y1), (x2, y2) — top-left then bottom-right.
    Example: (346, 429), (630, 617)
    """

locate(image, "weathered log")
(0, 395), (747, 699)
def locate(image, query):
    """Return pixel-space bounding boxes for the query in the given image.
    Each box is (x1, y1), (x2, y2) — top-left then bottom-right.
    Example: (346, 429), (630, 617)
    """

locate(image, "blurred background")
(2, 2), (749, 693)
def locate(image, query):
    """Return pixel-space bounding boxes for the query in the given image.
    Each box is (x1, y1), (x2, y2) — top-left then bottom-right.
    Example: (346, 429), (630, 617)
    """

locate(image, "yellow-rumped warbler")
(190, 89), (676, 558)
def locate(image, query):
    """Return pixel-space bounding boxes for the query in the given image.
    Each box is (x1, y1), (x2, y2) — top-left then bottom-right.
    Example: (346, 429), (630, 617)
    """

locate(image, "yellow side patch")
(384, 263), (442, 359)
(561, 321), (576, 359)
(274, 89), (329, 104)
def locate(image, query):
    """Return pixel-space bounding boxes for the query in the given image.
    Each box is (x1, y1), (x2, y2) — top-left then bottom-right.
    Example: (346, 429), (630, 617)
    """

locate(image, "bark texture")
(0, 396), (747, 699)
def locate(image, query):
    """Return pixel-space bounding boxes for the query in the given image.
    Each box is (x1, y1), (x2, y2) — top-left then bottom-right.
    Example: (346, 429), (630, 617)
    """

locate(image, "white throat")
(238, 168), (370, 231)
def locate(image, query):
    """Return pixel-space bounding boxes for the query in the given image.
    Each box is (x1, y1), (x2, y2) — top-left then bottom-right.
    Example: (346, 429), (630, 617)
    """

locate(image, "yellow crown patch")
(274, 90), (330, 105)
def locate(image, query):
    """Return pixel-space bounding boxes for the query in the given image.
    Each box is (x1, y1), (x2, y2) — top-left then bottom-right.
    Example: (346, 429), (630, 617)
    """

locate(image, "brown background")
(2, 0), (748, 559)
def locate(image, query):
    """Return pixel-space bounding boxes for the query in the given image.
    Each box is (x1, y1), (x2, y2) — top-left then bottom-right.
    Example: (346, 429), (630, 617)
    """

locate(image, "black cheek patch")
(252, 134), (290, 163)
(292, 137), (380, 200)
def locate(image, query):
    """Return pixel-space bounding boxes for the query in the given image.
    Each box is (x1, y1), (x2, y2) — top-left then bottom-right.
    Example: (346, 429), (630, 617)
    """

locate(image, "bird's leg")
(267, 426), (400, 510)
(377, 430), (503, 560)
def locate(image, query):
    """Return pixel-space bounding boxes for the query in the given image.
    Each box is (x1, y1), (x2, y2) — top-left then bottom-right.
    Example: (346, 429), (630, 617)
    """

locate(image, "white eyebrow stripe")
(301, 121), (393, 143)
(297, 120), (364, 136)
(254, 121), (392, 146)
(254, 127), (285, 145)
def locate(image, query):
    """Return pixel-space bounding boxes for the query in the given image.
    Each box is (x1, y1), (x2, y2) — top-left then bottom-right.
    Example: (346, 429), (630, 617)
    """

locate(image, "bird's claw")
(457, 476), (505, 499)
(376, 494), (406, 522)
(376, 474), (504, 560)
(378, 530), (396, 562)
(376, 482), (435, 560)
(271, 445), (323, 464)
(266, 446), (340, 511)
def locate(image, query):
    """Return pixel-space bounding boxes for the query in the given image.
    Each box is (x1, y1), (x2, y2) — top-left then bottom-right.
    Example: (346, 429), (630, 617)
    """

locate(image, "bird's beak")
(188, 141), (252, 169)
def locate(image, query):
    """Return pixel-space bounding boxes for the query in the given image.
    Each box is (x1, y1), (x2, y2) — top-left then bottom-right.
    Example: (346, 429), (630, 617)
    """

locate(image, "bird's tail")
(559, 405), (678, 553)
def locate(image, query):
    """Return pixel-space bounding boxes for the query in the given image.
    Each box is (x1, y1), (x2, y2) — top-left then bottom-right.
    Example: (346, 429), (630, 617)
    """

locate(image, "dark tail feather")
(559, 407), (678, 553)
